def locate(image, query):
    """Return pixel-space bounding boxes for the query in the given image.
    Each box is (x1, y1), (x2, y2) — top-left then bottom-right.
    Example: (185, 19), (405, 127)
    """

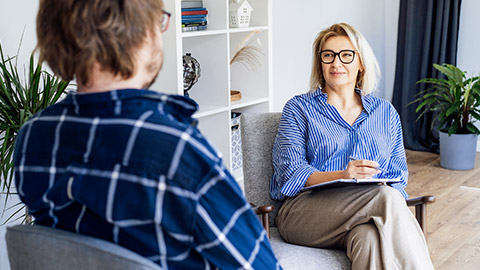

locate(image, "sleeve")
(193, 164), (281, 270)
(380, 105), (409, 198)
(271, 98), (318, 199)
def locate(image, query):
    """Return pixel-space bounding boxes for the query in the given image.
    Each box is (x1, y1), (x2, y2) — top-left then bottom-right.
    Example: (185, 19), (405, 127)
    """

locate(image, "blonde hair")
(309, 23), (380, 95)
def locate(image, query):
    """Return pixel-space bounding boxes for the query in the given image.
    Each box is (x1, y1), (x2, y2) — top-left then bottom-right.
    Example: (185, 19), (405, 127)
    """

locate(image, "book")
(182, 14), (207, 19)
(182, 25), (207, 32)
(181, 8), (207, 11)
(301, 178), (401, 191)
(181, 1), (203, 9)
(182, 18), (207, 23)
(182, 10), (208, 16)
(182, 21), (208, 27)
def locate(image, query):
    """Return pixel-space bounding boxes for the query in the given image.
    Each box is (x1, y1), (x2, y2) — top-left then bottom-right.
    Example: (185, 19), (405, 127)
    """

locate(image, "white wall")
(457, 0), (480, 150)
(457, 0), (480, 75)
(272, 0), (400, 112)
(0, 0), (39, 68)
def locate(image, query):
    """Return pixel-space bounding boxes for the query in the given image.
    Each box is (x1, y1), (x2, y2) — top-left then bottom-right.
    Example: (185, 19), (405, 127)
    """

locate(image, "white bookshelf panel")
(231, 102), (270, 114)
(152, 1), (182, 95)
(235, 0), (269, 28)
(196, 111), (232, 170)
(182, 29), (227, 38)
(230, 96), (269, 110)
(183, 34), (229, 110)
(201, 0), (228, 31)
(229, 30), (269, 100)
(160, 0), (272, 193)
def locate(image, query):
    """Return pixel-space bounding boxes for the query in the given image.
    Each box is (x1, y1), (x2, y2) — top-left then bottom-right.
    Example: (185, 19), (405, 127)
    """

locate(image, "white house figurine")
(229, 0), (253, 28)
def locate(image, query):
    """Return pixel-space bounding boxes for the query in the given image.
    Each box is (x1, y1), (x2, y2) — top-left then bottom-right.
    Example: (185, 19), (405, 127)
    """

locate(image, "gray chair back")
(240, 112), (283, 226)
(6, 224), (162, 270)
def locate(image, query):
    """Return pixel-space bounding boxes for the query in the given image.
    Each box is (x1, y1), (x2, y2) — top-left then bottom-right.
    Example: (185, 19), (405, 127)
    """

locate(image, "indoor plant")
(0, 43), (69, 223)
(414, 63), (480, 170)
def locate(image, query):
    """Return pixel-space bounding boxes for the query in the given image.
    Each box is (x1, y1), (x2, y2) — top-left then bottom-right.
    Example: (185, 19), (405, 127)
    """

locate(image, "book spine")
(181, 8), (207, 12)
(181, 10), (208, 16)
(182, 21), (208, 27)
(182, 25), (207, 32)
(182, 18), (207, 23)
(181, 14), (207, 19)
(181, 1), (203, 9)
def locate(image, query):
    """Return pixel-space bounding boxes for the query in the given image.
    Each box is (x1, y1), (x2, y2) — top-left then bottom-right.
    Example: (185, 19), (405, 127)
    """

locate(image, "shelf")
(231, 169), (244, 182)
(182, 29), (227, 38)
(228, 26), (269, 33)
(230, 96), (269, 110)
(194, 104), (229, 118)
(163, 0), (271, 192)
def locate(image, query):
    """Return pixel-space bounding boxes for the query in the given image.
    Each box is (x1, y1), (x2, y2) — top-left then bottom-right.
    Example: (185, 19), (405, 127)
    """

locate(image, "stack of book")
(181, 0), (208, 32)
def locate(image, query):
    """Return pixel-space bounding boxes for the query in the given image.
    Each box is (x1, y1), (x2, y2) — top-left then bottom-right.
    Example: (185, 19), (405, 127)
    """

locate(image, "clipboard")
(301, 177), (401, 191)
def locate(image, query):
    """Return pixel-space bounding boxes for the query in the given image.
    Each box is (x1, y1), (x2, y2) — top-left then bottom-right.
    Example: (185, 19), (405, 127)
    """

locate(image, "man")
(14, 1), (280, 269)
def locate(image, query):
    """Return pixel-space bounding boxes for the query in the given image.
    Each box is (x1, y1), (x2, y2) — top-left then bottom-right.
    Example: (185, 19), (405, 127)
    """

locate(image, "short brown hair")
(36, 0), (165, 85)
(309, 23), (380, 95)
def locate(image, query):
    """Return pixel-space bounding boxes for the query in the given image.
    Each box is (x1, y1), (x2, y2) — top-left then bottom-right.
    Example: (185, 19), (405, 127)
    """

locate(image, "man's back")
(14, 89), (280, 269)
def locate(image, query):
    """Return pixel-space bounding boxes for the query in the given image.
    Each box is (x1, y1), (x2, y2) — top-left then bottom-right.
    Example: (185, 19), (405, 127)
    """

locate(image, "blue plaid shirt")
(271, 89), (408, 201)
(14, 89), (281, 270)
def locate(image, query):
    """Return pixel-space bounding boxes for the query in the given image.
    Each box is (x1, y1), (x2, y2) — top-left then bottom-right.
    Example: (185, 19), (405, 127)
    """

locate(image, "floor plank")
(405, 150), (480, 270)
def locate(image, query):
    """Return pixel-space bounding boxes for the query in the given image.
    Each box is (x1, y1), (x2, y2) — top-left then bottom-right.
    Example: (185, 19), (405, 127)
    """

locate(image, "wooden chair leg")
(262, 213), (270, 239)
(415, 204), (427, 235)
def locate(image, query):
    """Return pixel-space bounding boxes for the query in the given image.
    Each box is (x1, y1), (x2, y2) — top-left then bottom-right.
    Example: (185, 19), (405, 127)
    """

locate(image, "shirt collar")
(313, 87), (376, 115)
(63, 89), (198, 118)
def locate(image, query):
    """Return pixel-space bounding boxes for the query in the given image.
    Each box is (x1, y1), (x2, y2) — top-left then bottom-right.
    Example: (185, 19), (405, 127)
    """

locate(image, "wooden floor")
(405, 150), (480, 269)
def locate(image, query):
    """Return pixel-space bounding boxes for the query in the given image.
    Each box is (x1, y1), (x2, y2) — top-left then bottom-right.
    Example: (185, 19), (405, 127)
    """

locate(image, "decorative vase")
(230, 90), (242, 101)
(439, 131), (478, 170)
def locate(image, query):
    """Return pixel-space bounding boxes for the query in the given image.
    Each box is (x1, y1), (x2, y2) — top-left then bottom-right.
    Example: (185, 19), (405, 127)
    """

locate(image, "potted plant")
(414, 63), (480, 170)
(0, 42), (69, 223)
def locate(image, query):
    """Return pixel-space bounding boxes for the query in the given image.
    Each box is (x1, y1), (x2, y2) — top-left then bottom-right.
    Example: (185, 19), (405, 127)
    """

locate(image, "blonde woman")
(271, 23), (433, 269)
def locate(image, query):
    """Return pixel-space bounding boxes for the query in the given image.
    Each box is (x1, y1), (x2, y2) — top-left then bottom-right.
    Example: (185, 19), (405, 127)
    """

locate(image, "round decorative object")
(183, 53), (201, 97)
(230, 90), (242, 101)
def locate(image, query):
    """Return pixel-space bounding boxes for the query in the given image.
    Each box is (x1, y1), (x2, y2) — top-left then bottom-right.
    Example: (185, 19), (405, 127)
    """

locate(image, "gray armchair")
(240, 112), (435, 269)
(6, 224), (162, 270)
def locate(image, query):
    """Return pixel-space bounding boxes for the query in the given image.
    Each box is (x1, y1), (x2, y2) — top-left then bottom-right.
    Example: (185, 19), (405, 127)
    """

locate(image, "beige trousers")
(276, 185), (434, 270)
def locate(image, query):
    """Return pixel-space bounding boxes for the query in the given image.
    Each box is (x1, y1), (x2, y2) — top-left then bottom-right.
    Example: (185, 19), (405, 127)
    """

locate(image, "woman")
(271, 23), (434, 269)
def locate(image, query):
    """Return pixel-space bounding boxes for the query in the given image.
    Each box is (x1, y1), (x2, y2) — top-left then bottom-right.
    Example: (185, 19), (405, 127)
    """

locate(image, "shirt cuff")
(280, 165), (317, 198)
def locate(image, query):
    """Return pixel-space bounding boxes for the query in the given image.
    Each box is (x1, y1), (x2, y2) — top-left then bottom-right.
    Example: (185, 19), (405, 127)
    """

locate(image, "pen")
(348, 156), (389, 174)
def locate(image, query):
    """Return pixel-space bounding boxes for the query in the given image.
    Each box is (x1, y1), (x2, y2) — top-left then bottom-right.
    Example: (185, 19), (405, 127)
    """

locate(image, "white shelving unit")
(153, 0), (273, 190)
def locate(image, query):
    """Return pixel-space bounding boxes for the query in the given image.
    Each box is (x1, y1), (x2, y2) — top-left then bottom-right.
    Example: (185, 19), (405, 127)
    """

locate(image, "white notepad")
(302, 177), (401, 191)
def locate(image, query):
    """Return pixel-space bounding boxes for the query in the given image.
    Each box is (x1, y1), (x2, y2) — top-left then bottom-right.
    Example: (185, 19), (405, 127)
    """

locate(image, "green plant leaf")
(433, 64), (464, 86)
(447, 123), (458, 135)
(0, 41), (70, 224)
(466, 123), (480, 134)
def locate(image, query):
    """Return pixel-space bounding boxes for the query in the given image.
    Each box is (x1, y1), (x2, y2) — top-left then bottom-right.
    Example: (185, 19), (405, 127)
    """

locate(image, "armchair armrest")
(251, 204), (274, 239)
(406, 195), (436, 235)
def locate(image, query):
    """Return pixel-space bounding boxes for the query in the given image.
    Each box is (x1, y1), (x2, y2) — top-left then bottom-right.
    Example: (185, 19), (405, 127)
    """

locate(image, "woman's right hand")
(343, 159), (381, 179)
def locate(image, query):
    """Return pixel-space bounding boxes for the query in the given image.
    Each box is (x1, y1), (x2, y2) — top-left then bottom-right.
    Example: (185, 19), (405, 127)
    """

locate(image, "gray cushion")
(240, 112), (283, 226)
(241, 113), (351, 269)
(6, 225), (162, 270)
(270, 228), (351, 270)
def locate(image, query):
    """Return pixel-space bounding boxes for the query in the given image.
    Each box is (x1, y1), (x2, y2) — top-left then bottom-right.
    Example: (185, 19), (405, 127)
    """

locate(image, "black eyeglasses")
(320, 50), (356, 64)
(161, 10), (171, 32)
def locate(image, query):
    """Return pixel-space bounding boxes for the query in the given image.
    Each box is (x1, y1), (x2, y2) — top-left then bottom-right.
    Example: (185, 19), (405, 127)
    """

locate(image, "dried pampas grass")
(230, 30), (264, 71)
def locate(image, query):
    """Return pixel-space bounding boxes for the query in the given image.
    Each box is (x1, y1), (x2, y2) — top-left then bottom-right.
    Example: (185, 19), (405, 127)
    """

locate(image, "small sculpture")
(183, 53), (201, 97)
(229, 0), (253, 28)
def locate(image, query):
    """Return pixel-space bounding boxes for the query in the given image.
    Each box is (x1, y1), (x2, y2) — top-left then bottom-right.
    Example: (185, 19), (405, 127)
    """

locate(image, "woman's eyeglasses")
(320, 50), (356, 64)
(161, 10), (171, 32)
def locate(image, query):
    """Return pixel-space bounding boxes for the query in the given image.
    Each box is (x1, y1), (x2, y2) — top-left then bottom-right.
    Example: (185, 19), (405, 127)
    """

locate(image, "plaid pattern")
(14, 89), (281, 270)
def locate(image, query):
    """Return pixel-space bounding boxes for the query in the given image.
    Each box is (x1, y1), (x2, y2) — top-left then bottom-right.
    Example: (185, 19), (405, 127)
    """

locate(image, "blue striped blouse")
(270, 89), (408, 201)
